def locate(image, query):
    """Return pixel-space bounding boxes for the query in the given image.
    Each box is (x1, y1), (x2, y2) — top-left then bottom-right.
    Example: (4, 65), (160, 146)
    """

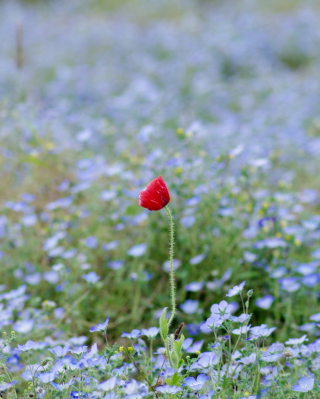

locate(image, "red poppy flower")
(139, 176), (170, 211)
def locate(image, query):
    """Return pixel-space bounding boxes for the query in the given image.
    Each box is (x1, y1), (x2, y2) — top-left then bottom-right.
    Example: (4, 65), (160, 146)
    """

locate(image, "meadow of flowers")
(1, 0), (320, 397)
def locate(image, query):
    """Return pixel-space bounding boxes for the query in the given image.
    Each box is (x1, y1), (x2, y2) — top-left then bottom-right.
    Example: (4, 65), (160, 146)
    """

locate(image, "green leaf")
(173, 333), (185, 354)
(159, 307), (169, 342)
(165, 372), (183, 386)
(168, 334), (180, 369)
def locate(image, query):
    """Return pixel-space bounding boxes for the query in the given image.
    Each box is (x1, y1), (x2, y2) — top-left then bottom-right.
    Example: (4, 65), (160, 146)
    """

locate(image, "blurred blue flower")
(70, 392), (87, 398)
(127, 243), (147, 257)
(84, 236), (98, 248)
(189, 253), (206, 265)
(200, 314), (223, 333)
(98, 376), (117, 391)
(292, 376), (314, 392)
(250, 324), (276, 339)
(184, 281), (204, 292)
(156, 385), (181, 394)
(285, 335), (308, 345)
(0, 381), (17, 391)
(48, 346), (70, 357)
(121, 329), (141, 339)
(184, 374), (210, 390)
(107, 260), (124, 270)
(279, 277), (300, 292)
(255, 295), (274, 310)
(180, 215), (196, 228)
(103, 241), (119, 251)
(180, 300), (199, 314)
(82, 272), (100, 284)
(36, 371), (56, 383)
(141, 327), (159, 339)
(238, 353), (256, 364)
(17, 340), (37, 352)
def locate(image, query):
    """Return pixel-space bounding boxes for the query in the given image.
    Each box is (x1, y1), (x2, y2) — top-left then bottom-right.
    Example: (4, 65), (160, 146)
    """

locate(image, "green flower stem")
(165, 205), (176, 327)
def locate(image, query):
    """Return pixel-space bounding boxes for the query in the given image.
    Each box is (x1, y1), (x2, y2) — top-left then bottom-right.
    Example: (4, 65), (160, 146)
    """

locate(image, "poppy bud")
(139, 176), (170, 211)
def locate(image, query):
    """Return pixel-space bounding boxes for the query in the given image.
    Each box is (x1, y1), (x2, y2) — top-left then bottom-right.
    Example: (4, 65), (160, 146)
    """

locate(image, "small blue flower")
(127, 243), (147, 257)
(48, 345), (70, 357)
(226, 281), (246, 297)
(260, 343), (284, 362)
(36, 371), (56, 383)
(200, 314), (223, 333)
(17, 340), (37, 352)
(230, 313), (251, 323)
(141, 327), (159, 338)
(121, 329), (141, 339)
(186, 323), (201, 336)
(70, 346), (88, 356)
(107, 260), (124, 270)
(98, 376), (117, 391)
(13, 319), (34, 334)
(155, 385), (182, 394)
(184, 374), (210, 390)
(100, 190), (117, 201)
(250, 324), (276, 339)
(301, 274), (320, 287)
(35, 387), (46, 398)
(180, 299), (199, 314)
(292, 376), (314, 392)
(186, 340), (204, 354)
(84, 236), (98, 248)
(285, 335), (308, 345)
(232, 325), (251, 335)
(184, 281), (204, 292)
(310, 313), (320, 322)
(90, 317), (110, 333)
(103, 241), (119, 251)
(237, 353), (256, 365)
(180, 215), (196, 228)
(70, 392), (87, 398)
(185, 196), (201, 207)
(190, 352), (217, 370)
(189, 253), (206, 265)
(211, 300), (233, 321)
(0, 381), (17, 391)
(255, 295), (274, 310)
(52, 380), (74, 390)
(279, 277), (300, 292)
(82, 272), (100, 284)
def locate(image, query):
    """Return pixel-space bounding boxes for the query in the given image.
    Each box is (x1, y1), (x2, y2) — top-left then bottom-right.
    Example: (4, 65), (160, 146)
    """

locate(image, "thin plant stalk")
(165, 205), (176, 327)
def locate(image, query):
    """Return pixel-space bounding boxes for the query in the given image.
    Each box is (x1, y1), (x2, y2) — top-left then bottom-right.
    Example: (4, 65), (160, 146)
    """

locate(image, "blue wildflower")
(121, 329), (141, 339)
(141, 327), (159, 338)
(226, 281), (246, 297)
(82, 272), (100, 284)
(184, 374), (210, 390)
(89, 317), (110, 333)
(155, 385), (182, 394)
(292, 376), (314, 392)
(127, 243), (147, 257)
(48, 345), (70, 357)
(180, 299), (199, 314)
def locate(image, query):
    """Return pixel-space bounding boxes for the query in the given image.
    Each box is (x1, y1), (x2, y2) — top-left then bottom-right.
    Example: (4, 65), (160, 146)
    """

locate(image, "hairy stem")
(165, 205), (176, 327)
